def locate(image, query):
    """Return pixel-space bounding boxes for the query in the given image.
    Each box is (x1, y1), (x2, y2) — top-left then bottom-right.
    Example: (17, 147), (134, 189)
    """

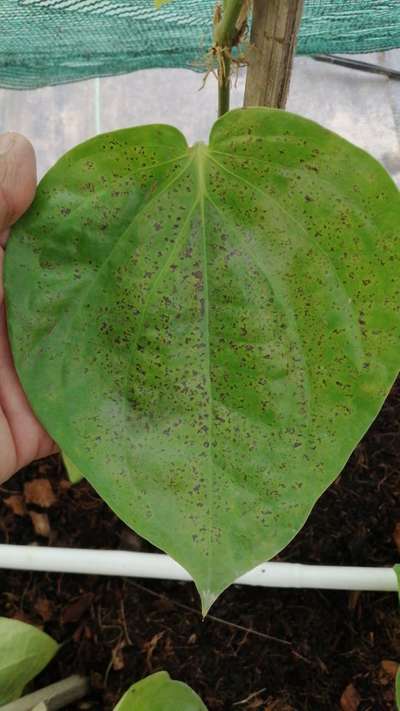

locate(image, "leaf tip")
(200, 589), (219, 617)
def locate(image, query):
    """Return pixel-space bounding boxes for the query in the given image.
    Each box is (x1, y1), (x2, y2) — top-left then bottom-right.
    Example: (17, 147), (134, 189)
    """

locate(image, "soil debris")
(29, 510), (51, 537)
(392, 522), (400, 554)
(340, 683), (361, 711)
(4, 494), (25, 516)
(62, 593), (94, 625)
(24, 479), (56, 508)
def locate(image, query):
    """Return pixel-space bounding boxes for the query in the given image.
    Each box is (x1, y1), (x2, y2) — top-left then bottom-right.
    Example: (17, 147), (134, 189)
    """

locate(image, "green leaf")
(5, 108), (400, 612)
(63, 453), (84, 484)
(114, 671), (207, 710)
(0, 617), (58, 704)
(153, 0), (173, 7)
(395, 565), (400, 602)
(394, 566), (400, 709)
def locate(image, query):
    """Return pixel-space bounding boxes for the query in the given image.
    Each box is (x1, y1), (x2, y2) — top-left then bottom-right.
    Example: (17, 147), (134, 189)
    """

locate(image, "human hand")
(0, 133), (57, 484)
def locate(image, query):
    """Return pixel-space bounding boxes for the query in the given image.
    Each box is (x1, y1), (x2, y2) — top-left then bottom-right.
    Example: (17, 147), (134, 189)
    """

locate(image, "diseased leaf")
(5, 108), (400, 612)
(114, 671), (207, 710)
(0, 617), (58, 704)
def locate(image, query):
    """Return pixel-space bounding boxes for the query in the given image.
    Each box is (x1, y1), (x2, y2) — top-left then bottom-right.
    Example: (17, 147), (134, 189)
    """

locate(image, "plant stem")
(218, 56), (231, 116)
(213, 0), (247, 117)
(0, 675), (89, 711)
(213, 0), (244, 47)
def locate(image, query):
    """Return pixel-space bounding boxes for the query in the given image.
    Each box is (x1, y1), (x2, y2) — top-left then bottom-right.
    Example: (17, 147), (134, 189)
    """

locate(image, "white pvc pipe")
(0, 545), (397, 592)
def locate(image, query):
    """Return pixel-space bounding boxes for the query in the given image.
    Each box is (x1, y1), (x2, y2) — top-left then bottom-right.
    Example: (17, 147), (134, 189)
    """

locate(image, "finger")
(0, 298), (58, 475)
(0, 133), (36, 247)
(0, 248), (3, 304)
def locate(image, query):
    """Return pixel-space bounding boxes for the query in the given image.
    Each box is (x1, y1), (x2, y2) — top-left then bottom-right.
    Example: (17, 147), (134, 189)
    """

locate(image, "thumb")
(0, 133), (36, 246)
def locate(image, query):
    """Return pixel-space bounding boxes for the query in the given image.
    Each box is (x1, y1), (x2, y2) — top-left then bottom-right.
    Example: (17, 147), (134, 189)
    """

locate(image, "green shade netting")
(2, 0), (400, 89)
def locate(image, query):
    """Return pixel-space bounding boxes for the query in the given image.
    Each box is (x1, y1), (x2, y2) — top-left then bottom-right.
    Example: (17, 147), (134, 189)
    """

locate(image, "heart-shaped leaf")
(0, 617), (58, 704)
(5, 108), (400, 612)
(114, 671), (207, 710)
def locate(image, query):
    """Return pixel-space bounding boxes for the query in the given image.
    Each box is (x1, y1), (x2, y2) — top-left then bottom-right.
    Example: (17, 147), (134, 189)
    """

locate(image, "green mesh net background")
(2, 0), (400, 90)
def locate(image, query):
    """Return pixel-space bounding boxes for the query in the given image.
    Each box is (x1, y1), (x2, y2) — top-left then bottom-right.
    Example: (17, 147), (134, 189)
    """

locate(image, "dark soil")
(1, 383), (399, 711)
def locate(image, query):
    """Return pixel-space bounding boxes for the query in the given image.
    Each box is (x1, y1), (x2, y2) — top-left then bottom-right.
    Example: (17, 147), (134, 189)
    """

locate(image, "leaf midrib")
(193, 144), (214, 600)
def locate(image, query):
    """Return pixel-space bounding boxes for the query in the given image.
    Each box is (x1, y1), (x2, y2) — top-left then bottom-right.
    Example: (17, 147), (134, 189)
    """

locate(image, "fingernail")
(0, 133), (15, 155)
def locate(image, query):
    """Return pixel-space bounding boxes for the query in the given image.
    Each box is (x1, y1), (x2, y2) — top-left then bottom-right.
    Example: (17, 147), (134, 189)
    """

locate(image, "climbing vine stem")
(213, 0), (250, 117)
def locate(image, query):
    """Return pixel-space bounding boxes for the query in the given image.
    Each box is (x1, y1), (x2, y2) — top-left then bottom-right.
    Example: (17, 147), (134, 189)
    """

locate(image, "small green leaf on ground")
(114, 671), (207, 710)
(394, 565), (400, 602)
(394, 565), (400, 710)
(0, 617), (58, 704)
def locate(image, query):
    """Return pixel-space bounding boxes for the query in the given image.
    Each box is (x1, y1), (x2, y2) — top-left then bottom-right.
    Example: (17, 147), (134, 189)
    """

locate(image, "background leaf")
(5, 108), (400, 612)
(0, 617), (58, 704)
(114, 671), (207, 710)
(395, 565), (400, 602)
(394, 565), (400, 710)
